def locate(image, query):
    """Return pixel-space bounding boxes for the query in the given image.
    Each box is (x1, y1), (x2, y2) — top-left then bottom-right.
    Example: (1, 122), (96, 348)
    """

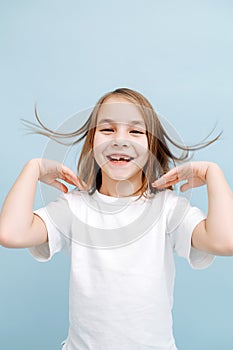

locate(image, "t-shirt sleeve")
(166, 190), (215, 269)
(28, 193), (72, 262)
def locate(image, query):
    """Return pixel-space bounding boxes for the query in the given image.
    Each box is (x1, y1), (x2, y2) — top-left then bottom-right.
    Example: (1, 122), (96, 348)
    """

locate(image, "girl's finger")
(61, 167), (87, 190)
(62, 172), (80, 186)
(61, 168), (77, 180)
(51, 180), (69, 193)
(63, 177), (79, 187)
(152, 178), (179, 188)
(153, 171), (179, 186)
(180, 182), (192, 192)
(165, 164), (193, 179)
(59, 173), (86, 191)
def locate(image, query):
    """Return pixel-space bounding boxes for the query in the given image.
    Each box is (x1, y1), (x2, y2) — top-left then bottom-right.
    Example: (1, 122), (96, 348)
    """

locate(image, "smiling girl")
(0, 88), (233, 350)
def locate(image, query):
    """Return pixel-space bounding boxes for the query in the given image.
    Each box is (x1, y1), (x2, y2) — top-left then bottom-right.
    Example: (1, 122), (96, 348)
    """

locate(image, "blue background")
(0, 0), (233, 349)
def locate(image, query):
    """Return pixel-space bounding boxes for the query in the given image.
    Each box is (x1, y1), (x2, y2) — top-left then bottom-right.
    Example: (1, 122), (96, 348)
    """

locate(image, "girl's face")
(93, 96), (149, 195)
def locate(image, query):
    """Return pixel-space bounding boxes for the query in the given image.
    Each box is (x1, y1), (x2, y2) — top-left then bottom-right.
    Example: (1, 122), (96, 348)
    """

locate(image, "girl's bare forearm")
(0, 159), (40, 239)
(206, 163), (233, 242)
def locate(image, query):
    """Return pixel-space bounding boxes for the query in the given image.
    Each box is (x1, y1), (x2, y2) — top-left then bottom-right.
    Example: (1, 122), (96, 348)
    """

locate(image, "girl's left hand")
(152, 161), (213, 192)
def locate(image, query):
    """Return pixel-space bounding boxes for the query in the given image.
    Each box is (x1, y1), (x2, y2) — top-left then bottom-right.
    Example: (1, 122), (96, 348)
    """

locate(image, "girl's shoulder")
(150, 189), (195, 218)
(149, 188), (181, 203)
(157, 188), (190, 203)
(63, 187), (90, 203)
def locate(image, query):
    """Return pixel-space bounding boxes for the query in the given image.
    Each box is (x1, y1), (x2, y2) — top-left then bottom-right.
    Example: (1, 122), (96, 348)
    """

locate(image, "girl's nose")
(111, 138), (130, 148)
(111, 129), (130, 148)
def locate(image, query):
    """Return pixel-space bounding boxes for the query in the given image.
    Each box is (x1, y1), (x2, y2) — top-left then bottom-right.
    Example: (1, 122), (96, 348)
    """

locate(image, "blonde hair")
(23, 87), (221, 198)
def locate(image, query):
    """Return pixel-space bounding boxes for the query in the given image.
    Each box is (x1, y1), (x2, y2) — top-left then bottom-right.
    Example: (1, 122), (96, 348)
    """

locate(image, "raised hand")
(36, 158), (86, 193)
(0, 158), (87, 248)
(152, 161), (212, 192)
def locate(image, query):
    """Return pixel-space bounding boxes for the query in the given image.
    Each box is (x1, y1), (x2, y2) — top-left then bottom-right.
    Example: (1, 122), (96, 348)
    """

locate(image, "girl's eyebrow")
(97, 118), (145, 127)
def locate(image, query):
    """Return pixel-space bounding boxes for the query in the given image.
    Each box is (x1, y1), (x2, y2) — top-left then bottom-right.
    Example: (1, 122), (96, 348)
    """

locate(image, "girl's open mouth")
(106, 154), (134, 166)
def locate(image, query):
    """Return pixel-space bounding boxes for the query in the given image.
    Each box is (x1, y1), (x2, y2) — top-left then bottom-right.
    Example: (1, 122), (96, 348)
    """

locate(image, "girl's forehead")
(97, 97), (145, 125)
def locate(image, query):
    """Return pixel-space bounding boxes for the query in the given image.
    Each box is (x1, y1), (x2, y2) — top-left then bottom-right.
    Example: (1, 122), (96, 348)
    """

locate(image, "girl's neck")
(99, 178), (143, 198)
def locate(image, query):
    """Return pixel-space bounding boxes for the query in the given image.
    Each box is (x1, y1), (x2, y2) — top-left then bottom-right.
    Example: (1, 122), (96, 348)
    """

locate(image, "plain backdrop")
(0, 1), (233, 349)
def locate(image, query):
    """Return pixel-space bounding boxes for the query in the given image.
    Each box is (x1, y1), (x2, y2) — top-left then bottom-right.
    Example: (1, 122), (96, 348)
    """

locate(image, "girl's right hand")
(35, 158), (86, 193)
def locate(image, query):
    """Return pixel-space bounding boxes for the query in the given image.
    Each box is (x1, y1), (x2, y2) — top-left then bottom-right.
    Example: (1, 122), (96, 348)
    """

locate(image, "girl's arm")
(152, 162), (233, 256)
(0, 158), (82, 248)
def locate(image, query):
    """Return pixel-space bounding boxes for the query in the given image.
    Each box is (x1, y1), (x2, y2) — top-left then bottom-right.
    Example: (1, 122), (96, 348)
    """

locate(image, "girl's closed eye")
(99, 128), (114, 133)
(130, 129), (145, 135)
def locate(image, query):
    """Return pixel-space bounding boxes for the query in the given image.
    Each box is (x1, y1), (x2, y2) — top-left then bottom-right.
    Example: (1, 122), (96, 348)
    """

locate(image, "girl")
(0, 88), (233, 350)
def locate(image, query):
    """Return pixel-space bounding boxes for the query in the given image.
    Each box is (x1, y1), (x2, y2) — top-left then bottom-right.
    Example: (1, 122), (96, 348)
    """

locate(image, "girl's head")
(27, 87), (221, 198)
(78, 88), (175, 197)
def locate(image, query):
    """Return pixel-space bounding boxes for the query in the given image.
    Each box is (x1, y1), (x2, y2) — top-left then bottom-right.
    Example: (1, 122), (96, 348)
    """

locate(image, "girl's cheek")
(93, 141), (104, 166)
(93, 132), (105, 147)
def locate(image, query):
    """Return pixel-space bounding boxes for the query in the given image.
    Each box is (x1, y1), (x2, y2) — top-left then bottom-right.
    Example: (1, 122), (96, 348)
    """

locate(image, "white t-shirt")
(29, 189), (215, 350)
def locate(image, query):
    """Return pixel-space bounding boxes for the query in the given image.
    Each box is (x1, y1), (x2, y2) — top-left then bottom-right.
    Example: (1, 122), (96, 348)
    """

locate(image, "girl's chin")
(106, 159), (133, 168)
(103, 168), (142, 182)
